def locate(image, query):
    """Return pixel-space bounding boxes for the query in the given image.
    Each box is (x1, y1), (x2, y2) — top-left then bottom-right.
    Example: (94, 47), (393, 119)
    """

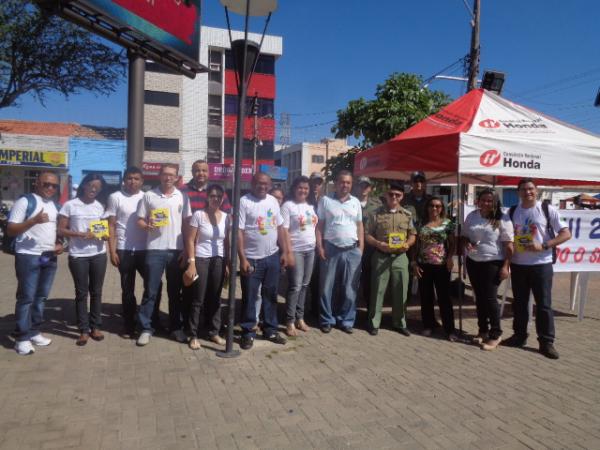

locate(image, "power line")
(512, 66), (600, 100)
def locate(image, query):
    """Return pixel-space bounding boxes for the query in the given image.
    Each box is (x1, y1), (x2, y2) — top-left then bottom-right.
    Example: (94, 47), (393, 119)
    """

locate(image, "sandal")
(189, 338), (201, 350)
(285, 323), (297, 337)
(295, 320), (310, 332)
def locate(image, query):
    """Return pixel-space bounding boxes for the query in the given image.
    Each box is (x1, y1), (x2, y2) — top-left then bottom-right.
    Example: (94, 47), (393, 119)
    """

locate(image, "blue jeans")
(138, 250), (183, 333)
(319, 242), (362, 328)
(286, 250), (315, 322)
(14, 253), (58, 341)
(240, 252), (280, 338)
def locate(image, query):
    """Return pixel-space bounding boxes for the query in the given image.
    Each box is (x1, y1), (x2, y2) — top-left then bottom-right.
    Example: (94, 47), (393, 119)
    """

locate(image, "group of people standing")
(9, 164), (570, 360)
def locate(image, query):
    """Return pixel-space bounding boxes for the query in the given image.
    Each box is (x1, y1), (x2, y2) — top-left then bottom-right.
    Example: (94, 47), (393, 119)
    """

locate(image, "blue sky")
(1, 0), (599, 143)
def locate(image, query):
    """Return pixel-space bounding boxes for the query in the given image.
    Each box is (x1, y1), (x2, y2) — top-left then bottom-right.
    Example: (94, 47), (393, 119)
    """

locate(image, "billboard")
(79, 0), (201, 63)
(37, 0), (203, 75)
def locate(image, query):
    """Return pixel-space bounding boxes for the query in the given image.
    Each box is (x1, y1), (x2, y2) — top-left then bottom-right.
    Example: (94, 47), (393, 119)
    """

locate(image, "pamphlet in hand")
(89, 220), (109, 239)
(389, 232), (407, 249)
(151, 208), (170, 227)
(515, 233), (533, 253)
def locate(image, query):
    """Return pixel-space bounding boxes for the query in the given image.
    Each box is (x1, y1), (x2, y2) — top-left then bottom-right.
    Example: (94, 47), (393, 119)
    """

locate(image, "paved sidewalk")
(0, 253), (599, 449)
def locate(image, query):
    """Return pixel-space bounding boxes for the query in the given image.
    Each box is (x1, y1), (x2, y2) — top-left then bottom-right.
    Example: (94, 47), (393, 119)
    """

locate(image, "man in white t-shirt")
(238, 172), (290, 350)
(135, 164), (191, 346)
(107, 167), (161, 338)
(316, 171), (364, 334)
(8, 171), (63, 355)
(505, 179), (571, 359)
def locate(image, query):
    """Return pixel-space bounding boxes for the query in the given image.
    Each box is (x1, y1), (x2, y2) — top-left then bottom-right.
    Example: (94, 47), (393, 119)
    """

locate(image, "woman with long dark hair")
(58, 173), (108, 346)
(184, 184), (230, 350)
(411, 196), (457, 341)
(281, 176), (317, 336)
(462, 188), (514, 350)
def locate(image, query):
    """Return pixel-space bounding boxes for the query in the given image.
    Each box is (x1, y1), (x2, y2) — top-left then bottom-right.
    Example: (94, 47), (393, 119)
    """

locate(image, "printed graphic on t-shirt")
(257, 208), (277, 235)
(89, 220), (109, 239)
(151, 208), (170, 227)
(514, 219), (537, 252)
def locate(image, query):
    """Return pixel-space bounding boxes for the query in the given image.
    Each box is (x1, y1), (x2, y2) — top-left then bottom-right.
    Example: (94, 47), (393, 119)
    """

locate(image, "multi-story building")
(143, 26), (283, 183)
(276, 138), (350, 187)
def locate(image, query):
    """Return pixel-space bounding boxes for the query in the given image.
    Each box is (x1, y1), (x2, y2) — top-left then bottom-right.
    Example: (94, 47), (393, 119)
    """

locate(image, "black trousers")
(117, 250), (162, 332)
(466, 257), (503, 339)
(68, 253), (107, 333)
(510, 263), (555, 344)
(418, 263), (455, 334)
(188, 256), (224, 338)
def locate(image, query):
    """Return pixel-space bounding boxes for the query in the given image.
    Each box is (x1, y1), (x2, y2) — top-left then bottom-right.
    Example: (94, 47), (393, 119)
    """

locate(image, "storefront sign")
(0, 148), (67, 168)
(209, 163), (253, 182)
(259, 164), (288, 181)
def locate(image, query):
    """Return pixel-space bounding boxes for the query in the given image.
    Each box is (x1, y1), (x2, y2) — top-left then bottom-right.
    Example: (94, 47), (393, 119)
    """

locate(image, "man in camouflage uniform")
(365, 181), (416, 336)
(401, 171), (431, 230)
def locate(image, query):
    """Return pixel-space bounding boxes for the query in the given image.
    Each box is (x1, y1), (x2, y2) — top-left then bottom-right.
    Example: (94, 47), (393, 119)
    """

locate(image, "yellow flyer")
(388, 232), (407, 249)
(515, 233), (533, 253)
(151, 208), (170, 227)
(89, 220), (109, 239)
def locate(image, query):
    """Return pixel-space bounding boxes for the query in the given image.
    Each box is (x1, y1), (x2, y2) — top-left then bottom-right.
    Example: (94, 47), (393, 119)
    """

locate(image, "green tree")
(326, 73), (451, 179)
(0, 0), (126, 109)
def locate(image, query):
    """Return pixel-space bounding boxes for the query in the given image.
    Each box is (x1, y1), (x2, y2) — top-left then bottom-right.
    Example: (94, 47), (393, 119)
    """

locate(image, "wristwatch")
(542, 242), (550, 251)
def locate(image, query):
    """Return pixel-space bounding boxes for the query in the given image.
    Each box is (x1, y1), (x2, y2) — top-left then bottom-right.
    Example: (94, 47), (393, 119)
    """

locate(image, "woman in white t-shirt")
(184, 184), (230, 350)
(281, 176), (318, 336)
(461, 188), (514, 350)
(58, 173), (108, 347)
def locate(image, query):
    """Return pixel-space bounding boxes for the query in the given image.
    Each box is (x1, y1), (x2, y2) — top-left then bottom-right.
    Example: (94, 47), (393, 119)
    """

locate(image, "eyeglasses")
(387, 192), (402, 198)
(428, 204), (443, 209)
(42, 182), (59, 189)
(208, 195), (223, 200)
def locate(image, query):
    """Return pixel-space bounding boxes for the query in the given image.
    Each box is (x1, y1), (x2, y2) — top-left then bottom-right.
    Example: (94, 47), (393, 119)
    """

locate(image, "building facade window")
(311, 155), (324, 164)
(224, 139), (274, 160)
(144, 137), (179, 153)
(208, 49), (223, 83)
(207, 137), (222, 163)
(224, 95), (274, 118)
(225, 52), (275, 75)
(144, 90), (180, 107)
(208, 94), (222, 126)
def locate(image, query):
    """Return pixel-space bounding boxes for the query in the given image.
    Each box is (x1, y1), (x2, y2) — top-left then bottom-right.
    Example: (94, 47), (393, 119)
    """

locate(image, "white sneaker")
(30, 334), (52, 346)
(136, 331), (151, 346)
(15, 340), (35, 355)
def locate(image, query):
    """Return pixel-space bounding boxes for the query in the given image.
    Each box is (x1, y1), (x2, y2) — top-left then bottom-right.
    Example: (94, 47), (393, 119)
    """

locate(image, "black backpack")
(509, 201), (557, 264)
(2, 194), (37, 255)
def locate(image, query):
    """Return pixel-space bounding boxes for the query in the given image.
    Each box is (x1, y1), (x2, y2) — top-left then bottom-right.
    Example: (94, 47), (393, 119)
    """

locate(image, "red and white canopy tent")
(354, 88), (600, 185)
(354, 88), (600, 329)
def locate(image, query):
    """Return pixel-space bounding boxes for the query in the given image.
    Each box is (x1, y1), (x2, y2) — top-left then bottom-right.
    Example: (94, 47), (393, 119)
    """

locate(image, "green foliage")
(0, 0), (126, 109)
(326, 73), (451, 179)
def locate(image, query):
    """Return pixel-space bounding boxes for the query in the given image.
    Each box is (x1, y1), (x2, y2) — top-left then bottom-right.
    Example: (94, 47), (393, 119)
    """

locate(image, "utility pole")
(467, 0), (480, 92)
(251, 94), (259, 171)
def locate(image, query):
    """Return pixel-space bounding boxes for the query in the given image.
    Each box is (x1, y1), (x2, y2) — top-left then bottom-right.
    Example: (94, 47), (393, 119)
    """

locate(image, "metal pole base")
(216, 349), (241, 358)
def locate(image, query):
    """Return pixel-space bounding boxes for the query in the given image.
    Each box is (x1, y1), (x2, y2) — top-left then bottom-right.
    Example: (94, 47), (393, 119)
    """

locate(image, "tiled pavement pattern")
(0, 253), (599, 449)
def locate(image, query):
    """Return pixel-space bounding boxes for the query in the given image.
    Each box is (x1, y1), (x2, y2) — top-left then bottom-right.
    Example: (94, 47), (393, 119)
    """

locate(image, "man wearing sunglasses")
(8, 171), (63, 355)
(365, 181), (416, 336)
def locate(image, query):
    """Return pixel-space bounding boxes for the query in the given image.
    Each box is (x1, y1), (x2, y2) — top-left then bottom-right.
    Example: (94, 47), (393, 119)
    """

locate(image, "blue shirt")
(318, 193), (362, 248)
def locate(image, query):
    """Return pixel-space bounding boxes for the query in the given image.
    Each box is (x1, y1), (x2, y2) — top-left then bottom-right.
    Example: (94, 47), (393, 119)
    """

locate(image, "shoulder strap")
(24, 193), (37, 219)
(509, 205), (517, 221)
(542, 201), (555, 237)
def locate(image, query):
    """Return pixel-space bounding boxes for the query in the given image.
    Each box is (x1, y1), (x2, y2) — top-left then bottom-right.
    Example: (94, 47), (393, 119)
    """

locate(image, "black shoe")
(368, 328), (379, 336)
(397, 328), (411, 337)
(266, 333), (287, 345)
(539, 342), (559, 360)
(240, 336), (254, 350)
(320, 325), (332, 334)
(503, 334), (527, 348)
(340, 326), (353, 334)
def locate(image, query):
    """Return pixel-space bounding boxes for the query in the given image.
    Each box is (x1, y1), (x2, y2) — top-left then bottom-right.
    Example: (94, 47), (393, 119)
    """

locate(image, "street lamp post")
(217, 0), (277, 358)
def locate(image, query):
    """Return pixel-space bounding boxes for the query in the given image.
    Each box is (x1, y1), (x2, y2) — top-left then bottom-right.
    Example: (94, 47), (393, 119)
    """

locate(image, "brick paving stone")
(0, 253), (599, 449)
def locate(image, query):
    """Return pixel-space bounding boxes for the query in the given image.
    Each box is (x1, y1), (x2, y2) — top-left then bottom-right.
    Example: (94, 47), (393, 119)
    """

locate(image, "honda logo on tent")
(479, 119), (501, 129)
(359, 157), (368, 170)
(480, 149), (501, 167)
